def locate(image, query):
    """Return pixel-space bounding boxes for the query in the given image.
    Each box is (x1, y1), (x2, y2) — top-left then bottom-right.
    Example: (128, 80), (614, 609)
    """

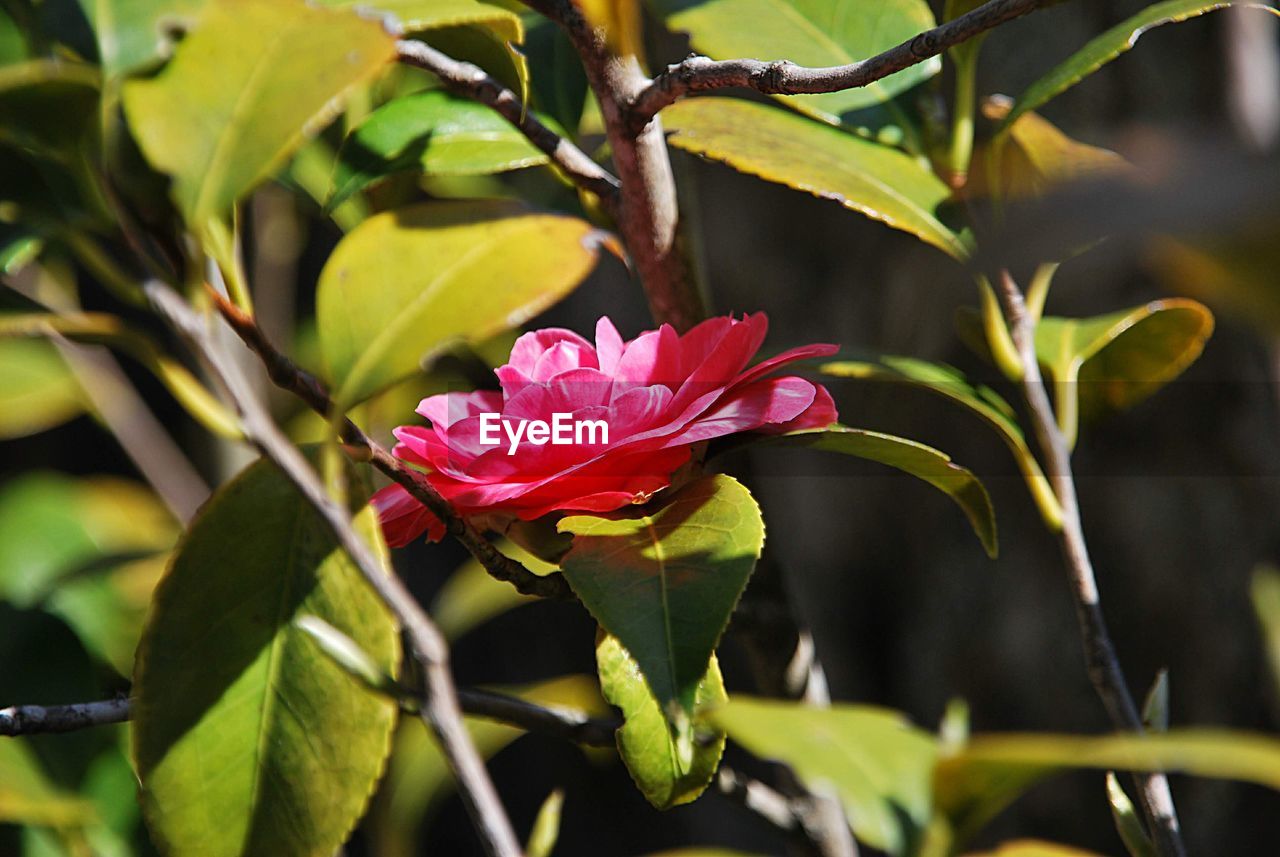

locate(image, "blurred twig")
(993, 269), (1186, 857)
(0, 698), (130, 736)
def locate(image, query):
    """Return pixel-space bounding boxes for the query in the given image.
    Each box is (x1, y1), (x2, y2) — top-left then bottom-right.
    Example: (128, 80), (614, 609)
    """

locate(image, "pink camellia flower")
(372, 313), (838, 546)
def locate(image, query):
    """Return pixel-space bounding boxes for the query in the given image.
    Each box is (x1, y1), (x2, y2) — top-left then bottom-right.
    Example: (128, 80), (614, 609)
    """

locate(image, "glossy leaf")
(0, 740), (96, 828)
(122, 0), (396, 225)
(1036, 299), (1214, 448)
(977, 105), (1127, 201)
(132, 456), (400, 857)
(712, 697), (936, 854)
(741, 426), (997, 557)
(0, 339), (84, 439)
(432, 539), (554, 642)
(822, 358), (1061, 528)
(329, 90), (551, 208)
(367, 676), (608, 857)
(597, 632), (726, 809)
(558, 475), (764, 716)
(663, 98), (966, 259)
(525, 789), (564, 857)
(659, 0), (939, 123)
(317, 0), (521, 42)
(317, 200), (605, 406)
(936, 730), (1280, 841)
(75, 0), (205, 78)
(1004, 1), (1280, 129)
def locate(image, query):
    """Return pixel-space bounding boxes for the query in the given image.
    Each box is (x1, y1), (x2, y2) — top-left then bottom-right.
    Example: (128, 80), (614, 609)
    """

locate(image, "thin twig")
(1, 690), (619, 746)
(205, 288), (574, 602)
(143, 279), (523, 857)
(393, 38), (621, 208)
(992, 270), (1185, 857)
(629, 0), (1058, 133)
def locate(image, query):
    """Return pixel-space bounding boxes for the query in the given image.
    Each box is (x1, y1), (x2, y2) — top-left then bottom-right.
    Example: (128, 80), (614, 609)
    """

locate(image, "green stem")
(946, 48), (979, 189)
(1025, 261), (1059, 323)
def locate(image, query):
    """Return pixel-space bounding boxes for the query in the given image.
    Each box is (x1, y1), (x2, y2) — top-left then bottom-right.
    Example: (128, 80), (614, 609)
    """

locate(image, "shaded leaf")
(132, 456), (400, 857)
(329, 90), (551, 208)
(736, 426), (997, 557)
(663, 98), (966, 259)
(1148, 225), (1280, 336)
(0, 740), (96, 828)
(558, 475), (764, 716)
(75, 0), (205, 79)
(431, 539), (553, 642)
(367, 676), (608, 857)
(597, 632), (726, 809)
(0, 339), (84, 439)
(821, 358), (1060, 527)
(1251, 565), (1280, 697)
(1035, 299), (1213, 448)
(658, 0), (938, 123)
(1004, 1), (1280, 129)
(317, 200), (605, 406)
(1105, 773), (1156, 857)
(977, 104), (1127, 201)
(525, 789), (564, 857)
(936, 730), (1280, 842)
(122, 0), (396, 224)
(711, 696), (936, 854)
(964, 842), (1106, 857)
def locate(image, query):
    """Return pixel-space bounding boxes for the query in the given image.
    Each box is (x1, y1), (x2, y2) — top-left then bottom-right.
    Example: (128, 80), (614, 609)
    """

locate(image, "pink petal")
(613, 324), (682, 386)
(758, 384), (839, 435)
(732, 343), (840, 388)
(371, 483), (445, 546)
(530, 340), (598, 381)
(660, 376), (817, 446)
(506, 328), (595, 375)
(416, 390), (503, 429)
(595, 316), (625, 375)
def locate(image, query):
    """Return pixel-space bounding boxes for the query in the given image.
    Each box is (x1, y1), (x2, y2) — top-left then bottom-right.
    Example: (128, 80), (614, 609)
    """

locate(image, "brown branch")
(206, 287), (575, 602)
(629, 0), (1059, 133)
(143, 279), (523, 857)
(1, 691), (618, 746)
(993, 270), (1185, 857)
(393, 38), (621, 209)
(524, 0), (707, 333)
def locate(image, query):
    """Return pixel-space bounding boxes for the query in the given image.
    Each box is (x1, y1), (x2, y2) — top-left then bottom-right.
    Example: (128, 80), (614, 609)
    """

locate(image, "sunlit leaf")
(329, 91), (551, 208)
(75, 0), (206, 79)
(711, 697), (936, 854)
(1035, 299), (1213, 448)
(597, 632), (726, 809)
(1003, 0), (1280, 130)
(317, 0), (522, 43)
(936, 730), (1280, 842)
(1105, 773), (1156, 857)
(964, 842), (1106, 857)
(558, 475), (763, 716)
(367, 676), (608, 857)
(977, 105), (1127, 201)
(132, 456), (400, 857)
(657, 0), (939, 123)
(663, 98), (966, 258)
(731, 426), (997, 557)
(525, 789), (564, 857)
(0, 339), (84, 439)
(317, 200), (605, 406)
(122, 0), (396, 225)
(0, 740), (97, 828)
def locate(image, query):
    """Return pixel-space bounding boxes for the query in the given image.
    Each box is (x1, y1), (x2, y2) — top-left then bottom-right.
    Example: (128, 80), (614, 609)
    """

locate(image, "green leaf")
(432, 539), (553, 642)
(525, 789), (564, 857)
(822, 358), (1062, 529)
(329, 90), (551, 208)
(642, 852), (769, 857)
(0, 60), (100, 154)
(367, 676), (608, 857)
(317, 0), (522, 43)
(1105, 773), (1156, 857)
(658, 0), (939, 123)
(1252, 565), (1280, 696)
(558, 475), (764, 716)
(1004, 1), (1280, 130)
(1150, 226), (1280, 335)
(122, 0), (396, 225)
(977, 106), (1128, 202)
(663, 98), (966, 259)
(596, 632), (726, 809)
(75, 0), (206, 79)
(711, 697), (937, 854)
(737, 426), (997, 557)
(936, 730), (1280, 842)
(132, 456), (400, 857)
(964, 842), (1106, 857)
(0, 740), (97, 828)
(317, 200), (605, 406)
(1035, 299), (1214, 448)
(0, 339), (84, 439)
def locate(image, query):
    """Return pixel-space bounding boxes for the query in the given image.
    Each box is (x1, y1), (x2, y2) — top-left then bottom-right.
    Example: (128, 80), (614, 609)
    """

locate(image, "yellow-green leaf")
(122, 0), (396, 225)
(1035, 299), (1214, 448)
(1003, 1), (1280, 130)
(597, 632), (727, 809)
(0, 339), (83, 439)
(558, 475), (764, 716)
(978, 106), (1128, 202)
(711, 697), (937, 854)
(659, 0), (938, 123)
(317, 200), (605, 406)
(1251, 566), (1280, 697)
(132, 456), (400, 857)
(317, 0), (522, 43)
(663, 98), (966, 259)
(964, 842), (1106, 857)
(432, 539), (554, 642)
(525, 789), (564, 857)
(75, 0), (206, 79)
(0, 739), (97, 828)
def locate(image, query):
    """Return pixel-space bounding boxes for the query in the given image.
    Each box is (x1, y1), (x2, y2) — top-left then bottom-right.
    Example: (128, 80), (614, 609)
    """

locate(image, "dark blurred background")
(6, 0), (1280, 854)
